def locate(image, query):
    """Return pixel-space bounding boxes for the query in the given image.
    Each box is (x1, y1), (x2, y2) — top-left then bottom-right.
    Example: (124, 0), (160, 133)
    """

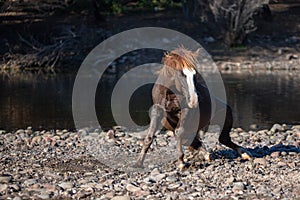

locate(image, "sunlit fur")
(162, 46), (200, 71)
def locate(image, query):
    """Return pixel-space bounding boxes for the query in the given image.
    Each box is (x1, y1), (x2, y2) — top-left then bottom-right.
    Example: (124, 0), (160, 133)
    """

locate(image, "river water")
(0, 70), (300, 131)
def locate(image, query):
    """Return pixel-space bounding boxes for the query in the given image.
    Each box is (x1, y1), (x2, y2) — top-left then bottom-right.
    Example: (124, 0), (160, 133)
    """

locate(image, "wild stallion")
(133, 47), (251, 170)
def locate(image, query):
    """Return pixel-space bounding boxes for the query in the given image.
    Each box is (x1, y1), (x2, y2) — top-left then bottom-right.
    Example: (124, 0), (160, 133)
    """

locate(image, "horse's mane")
(162, 46), (199, 71)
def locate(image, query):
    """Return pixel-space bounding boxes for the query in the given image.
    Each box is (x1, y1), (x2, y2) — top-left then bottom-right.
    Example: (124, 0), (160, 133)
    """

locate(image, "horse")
(133, 47), (251, 170)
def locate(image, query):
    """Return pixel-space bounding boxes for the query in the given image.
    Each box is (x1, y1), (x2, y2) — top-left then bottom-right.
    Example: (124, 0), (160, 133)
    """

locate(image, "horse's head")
(161, 47), (199, 109)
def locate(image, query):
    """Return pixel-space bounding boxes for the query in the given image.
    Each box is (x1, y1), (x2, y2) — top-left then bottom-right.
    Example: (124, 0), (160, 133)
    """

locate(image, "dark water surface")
(0, 70), (300, 131)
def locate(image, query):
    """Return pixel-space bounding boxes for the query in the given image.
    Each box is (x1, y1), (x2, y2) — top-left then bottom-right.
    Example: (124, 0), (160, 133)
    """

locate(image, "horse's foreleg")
(218, 106), (252, 160)
(174, 107), (195, 170)
(133, 104), (164, 168)
(175, 127), (185, 170)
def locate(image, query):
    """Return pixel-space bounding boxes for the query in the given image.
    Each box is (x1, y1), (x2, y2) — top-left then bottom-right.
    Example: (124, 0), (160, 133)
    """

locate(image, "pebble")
(270, 124), (283, 133)
(0, 175), (12, 183)
(58, 182), (73, 190)
(24, 179), (37, 186)
(277, 161), (287, 167)
(36, 194), (50, 199)
(226, 176), (235, 184)
(232, 182), (245, 191)
(166, 130), (174, 137)
(253, 158), (267, 166)
(168, 183), (181, 190)
(151, 173), (166, 182)
(166, 176), (178, 182)
(270, 151), (280, 157)
(10, 184), (21, 192)
(126, 183), (141, 193)
(111, 196), (131, 200)
(0, 125), (299, 199)
(0, 184), (8, 192)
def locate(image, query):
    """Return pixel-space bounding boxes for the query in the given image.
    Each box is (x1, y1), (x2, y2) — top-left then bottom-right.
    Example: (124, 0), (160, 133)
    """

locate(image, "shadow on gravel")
(214, 143), (300, 160)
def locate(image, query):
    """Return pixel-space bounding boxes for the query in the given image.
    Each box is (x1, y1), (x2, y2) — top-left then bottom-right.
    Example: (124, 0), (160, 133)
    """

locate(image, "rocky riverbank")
(0, 124), (299, 199)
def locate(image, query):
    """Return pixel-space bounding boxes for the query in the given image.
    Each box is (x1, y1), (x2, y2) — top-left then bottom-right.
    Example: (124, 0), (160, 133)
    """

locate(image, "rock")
(250, 124), (259, 130)
(58, 182), (73, 190)
(36, 193), (51, 199)
(78, 129), (88, 136)
(226, 176), (235, 184)
(253, 158), (267, 166)
(88, 132), (99, 138)
(152, 174), (166, 182)
(232, 182), (245, 191)
(270, 151), (280, 158)
(30, 136), (42, 145)
(281, 151), (287, 156)
(296, 131), (300, 139)
(270, 124), (283, 133)
(126, 183), (141, 193)
(236, 128), (243, 133)
(24, 179), (37, 186)
(256, 186), (268, 194)
(111, 196), (131, 200)
(230, 132), (239, 138)
(273, 187), (282, 194)
(10, 184), (21, 192)
(166, 176), (178, 182)
(42, 184), (56, 192)
(156, 138), (168, 146)
(150, 168), (161, 176)
(0, 184), (8, 192)
(0, 130), (5, 134)
(203, 36), (215, 43)
(1, 126), (299, 199)
(167, 183), (181, 190)
(294, 141), (300, 148)
(293, 185), (300, 196)
(16, 129), (25, 134)
(166, 130), (174, 137)
(107, 130), (115, 139)
(113, 126), (126, 132)
(277, 162), (286, 167)
(292, 125), (300, 130)
(103, 192), (114, 198)
(0, 175), (12, 183)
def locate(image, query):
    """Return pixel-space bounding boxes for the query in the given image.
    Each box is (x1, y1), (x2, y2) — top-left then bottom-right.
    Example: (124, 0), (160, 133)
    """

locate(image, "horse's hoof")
(178, 162), (191, 171)
(178, 163), (186, 171)
(241, 152), (252, 160)
(237, 147), (252, 160)
(198, 151), (211, 162)
(204, 153), (211, 162)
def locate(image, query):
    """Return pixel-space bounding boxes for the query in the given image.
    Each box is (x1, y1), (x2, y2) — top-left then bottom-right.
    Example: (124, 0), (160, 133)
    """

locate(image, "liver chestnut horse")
(133, 47), (251, 170)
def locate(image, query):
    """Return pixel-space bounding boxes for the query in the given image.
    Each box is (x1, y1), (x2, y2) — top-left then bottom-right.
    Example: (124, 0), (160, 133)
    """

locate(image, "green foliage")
(102, 0), (178, 15)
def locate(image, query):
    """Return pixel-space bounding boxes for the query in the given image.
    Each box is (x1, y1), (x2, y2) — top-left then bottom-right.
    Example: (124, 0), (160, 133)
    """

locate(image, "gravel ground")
(0, 124), (299, 199)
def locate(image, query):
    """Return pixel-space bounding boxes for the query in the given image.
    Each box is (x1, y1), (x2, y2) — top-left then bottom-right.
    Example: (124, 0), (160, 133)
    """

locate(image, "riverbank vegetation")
(0, 0), (299, 70)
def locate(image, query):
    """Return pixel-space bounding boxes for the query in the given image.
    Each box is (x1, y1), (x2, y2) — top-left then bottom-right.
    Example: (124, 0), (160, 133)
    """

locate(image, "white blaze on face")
(182, 67), (198, 108)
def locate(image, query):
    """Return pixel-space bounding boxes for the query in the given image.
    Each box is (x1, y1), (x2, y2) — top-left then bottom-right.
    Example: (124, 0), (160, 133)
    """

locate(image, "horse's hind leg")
(133, 104), (164, 168)
(188, 131), (211, 162)
(218, 106), (252, 160)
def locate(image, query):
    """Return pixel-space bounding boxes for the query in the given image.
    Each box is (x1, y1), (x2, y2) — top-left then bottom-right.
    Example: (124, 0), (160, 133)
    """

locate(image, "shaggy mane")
(162, 46), (199, 71)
